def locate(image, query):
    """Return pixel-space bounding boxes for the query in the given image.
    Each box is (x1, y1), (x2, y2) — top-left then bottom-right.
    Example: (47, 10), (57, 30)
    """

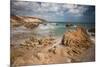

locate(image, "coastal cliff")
(11, 16), (46, 29)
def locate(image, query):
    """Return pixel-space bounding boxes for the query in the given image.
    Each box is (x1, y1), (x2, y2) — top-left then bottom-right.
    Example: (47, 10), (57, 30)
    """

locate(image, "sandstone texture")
(62, 26), (91, 49)
(11, 16), (46, 29)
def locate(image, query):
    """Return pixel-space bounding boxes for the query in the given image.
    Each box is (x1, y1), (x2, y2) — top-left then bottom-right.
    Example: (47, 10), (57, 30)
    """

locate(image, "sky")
(11, 1), (95, 23)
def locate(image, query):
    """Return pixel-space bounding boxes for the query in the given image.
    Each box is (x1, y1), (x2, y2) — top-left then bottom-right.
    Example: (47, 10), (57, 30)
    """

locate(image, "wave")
(37, 23), (57, 30)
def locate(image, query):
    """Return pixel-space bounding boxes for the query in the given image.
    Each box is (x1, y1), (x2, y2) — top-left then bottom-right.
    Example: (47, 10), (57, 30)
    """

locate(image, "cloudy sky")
(11, 1), (95, 23)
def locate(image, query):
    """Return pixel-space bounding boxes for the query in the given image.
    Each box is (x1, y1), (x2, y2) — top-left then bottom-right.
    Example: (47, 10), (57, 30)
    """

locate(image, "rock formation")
(11, 16), (46, 29)
(62, 26), (91, 49)
(19, 37), (55, 49)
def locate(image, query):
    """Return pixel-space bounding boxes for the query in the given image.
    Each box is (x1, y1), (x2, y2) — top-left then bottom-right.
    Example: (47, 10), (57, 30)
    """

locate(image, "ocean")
(34, 22), (95, 37)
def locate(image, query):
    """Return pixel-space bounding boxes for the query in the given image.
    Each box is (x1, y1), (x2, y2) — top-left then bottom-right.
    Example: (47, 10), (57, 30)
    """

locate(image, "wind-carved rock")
(62, 26), (91, 49)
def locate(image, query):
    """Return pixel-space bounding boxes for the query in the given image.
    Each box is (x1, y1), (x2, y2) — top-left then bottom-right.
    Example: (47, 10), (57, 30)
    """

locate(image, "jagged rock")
(20, 37), (55, 49)
(62, 26), (91, 49)
(39, 37), (55, 47)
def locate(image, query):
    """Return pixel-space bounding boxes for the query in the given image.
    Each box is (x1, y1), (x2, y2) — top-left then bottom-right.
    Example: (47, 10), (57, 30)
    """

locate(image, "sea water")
(34, 22), (95, 37)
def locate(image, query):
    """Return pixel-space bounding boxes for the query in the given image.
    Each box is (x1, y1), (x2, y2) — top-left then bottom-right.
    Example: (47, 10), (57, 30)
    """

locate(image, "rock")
(88, 28), (95, 36)
(11, 16), (46, 28)
(53, 48), (61, 54)
(91, 33), (95, 36)
(39, 37), (55, 47)
(36, 53), (45, 60)
(65, 23), (73, 27)
(88, 27), (95, 33)
(48, 47), (60, 54)
(62, 26), (91, 49)
(20, 37), (55, 49)
(20, 37), (39, 49)
(24, 22), (39, 29)
(67, 48), (81, 57)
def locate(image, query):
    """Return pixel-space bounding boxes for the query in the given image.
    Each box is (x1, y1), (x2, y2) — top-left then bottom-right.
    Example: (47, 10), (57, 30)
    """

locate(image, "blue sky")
(11, 1), (95, 23)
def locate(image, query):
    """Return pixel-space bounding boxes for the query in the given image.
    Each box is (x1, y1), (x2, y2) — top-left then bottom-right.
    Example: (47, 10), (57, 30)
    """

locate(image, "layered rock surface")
(62, 26), (91, 49)
(11, 16), (46, 29)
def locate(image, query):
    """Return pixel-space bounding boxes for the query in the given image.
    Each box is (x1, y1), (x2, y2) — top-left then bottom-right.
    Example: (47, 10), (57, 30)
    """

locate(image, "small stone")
(36, 53), (45, 60)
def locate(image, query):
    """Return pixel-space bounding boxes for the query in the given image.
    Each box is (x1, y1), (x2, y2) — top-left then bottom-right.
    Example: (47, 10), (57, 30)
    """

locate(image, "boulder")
(62, 26), (91, 49)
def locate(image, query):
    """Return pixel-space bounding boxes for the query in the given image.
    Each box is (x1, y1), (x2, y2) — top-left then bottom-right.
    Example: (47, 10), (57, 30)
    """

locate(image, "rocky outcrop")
(62, 26), (91, 49)
(11, 16), (46, 29)
(11, 36), (56, 66)
(20, 37), (55, 49)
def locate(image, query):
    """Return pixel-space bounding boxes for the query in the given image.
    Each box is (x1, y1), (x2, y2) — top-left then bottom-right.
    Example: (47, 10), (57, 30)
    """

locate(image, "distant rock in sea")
(65, 23), (73, 27)
(87, 27), (95, 36)
(88, 28), (95, 33)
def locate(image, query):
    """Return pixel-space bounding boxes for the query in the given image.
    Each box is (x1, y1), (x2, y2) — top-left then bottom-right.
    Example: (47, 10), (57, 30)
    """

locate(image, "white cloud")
(11, 1), (89, 20)
(60, 4), (88, 16)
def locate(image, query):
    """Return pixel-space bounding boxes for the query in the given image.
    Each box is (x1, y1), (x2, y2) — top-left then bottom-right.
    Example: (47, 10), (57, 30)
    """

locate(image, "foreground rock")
(62, 26), (91, 49)
(20, 37), (55, 49)
(11, 16), (46, 29)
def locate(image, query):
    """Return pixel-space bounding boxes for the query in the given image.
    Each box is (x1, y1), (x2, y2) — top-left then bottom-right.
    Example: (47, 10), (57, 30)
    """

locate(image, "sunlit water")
(33, 22), (95, 37)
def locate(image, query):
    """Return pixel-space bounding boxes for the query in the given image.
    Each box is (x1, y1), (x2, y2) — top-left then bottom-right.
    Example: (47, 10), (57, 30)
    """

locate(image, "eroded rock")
(20, 37), (55, 49)
(11, 16), (46, 29)
(62, 26), (91, 49)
